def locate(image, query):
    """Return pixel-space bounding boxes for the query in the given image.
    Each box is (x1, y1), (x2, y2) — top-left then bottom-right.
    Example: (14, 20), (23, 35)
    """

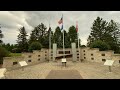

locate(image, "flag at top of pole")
(76, 21), (78, 32)
(58, 14), (65, 58)
(48, 24), (51, 32)
(58, 15), (63, 30)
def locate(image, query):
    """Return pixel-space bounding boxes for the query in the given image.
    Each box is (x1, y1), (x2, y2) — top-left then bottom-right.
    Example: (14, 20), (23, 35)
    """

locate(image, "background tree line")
(0, 23), (81, 54)
(87, 17), (120, 53)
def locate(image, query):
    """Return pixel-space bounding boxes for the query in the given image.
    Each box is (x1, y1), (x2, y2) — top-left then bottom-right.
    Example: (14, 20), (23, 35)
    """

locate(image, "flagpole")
(63, 27), (65, 58)
(76, 21), (80, 62)
(78, 33), (80, 61)
(77, 21), (80, 62)
(62, 14), (65, 58)
(49, 23), (51, 62)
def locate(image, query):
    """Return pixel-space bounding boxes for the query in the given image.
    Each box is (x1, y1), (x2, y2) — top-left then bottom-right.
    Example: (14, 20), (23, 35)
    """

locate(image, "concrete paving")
(0, 68), (6, 79)
(4, 61), (120, 79)
(46, 70), (83, 79)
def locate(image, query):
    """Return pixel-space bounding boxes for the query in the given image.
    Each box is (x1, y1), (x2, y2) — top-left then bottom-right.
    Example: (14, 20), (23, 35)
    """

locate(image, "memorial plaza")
(0, 43), (120, 79)
(4, 60), (120, 79)
(1, 12), (120, 79)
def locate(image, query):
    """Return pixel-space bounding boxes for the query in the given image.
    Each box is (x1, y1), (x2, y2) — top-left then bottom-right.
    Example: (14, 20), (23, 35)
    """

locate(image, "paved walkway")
(46, 70), (83, 79)
(4, 61), (120, 79)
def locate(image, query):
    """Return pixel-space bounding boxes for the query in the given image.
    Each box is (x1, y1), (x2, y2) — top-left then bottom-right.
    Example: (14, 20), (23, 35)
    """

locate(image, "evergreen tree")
(87, 17), (120, 53)
(62, 30), (71, 48)
(87, 17), (108, 46)
(68, 25), (78, 45)
(0, 25), (4, 45)
(53, 26), (62, 48)
(17, 26), (28, 52)
(29, 23), (47, 47)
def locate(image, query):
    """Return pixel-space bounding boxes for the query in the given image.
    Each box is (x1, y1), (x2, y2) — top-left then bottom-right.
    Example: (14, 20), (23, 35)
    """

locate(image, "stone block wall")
(3, 47), (120, 69)
(81, 47), (120, 66)
(3, 49), (49, 70)
(3, 56), (24, 69)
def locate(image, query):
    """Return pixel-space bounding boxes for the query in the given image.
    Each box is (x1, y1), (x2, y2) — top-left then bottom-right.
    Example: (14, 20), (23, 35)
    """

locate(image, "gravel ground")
(4, 61), (120, 79)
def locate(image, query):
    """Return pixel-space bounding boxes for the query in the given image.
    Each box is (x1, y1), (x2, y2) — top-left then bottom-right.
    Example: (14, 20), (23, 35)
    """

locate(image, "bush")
(0, 46), (10, 64)
(12, 48), (22, 53)
(90, 40), (110, 51)
(28, 42), (42, 52)
(80, 45), (86, 47)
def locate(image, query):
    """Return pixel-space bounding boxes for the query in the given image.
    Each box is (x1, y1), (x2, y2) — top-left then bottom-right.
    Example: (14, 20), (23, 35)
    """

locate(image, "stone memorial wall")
(2, 43), (120, 70)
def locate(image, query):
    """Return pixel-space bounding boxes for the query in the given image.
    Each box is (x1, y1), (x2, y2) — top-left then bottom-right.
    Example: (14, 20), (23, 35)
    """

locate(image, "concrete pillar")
(71, 43), (77, 62)
(53, 43), (57, 61)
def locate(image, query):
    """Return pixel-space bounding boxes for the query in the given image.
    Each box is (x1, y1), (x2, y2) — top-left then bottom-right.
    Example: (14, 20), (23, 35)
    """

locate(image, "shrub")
(0, 46), (10, 64)
(90, 40), (110, 51)
(28, 42), (42, 52)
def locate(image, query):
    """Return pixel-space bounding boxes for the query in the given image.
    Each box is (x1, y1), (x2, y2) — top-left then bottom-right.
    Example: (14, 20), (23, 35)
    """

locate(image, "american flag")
(58, 15), (63, 30)
(58, 17), (63, 24)
(76, 21), (78, 32)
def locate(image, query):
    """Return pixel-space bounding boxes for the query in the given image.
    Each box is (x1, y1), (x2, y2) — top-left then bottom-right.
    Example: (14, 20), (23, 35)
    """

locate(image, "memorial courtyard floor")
(4, 61), (120, 79)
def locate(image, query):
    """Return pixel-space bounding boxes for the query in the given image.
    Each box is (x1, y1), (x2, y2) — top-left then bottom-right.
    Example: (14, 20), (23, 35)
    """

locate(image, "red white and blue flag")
(58, 17), (63, 24)
(76, 21), (78, 32)
(58, 15), (63, 30)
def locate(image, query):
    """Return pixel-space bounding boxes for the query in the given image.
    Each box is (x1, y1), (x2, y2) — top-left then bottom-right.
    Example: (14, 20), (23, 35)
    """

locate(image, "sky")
(0, 11), (120, 45)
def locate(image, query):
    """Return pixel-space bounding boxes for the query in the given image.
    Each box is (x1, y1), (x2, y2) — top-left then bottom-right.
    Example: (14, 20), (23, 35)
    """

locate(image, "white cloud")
(1, 11), (120, 45)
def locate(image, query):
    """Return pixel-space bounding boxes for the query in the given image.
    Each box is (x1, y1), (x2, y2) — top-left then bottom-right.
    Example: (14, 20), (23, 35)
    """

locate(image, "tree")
(17, 26), (28, 52)
(28, 42), (42, 52)
(42, 27), (52, 48)
(2, 43), (15, 52)
(11, 44), (21, 53)
(68, 26), (77, 43)
(29, 30), (37, 45)
(106, 20), (120, 53)
(53, 26), (62, 48)
(87, 17), (108, 46)
(62, 30), (71, 48)
(0, 46), (10, 64)
(87, 17), (120, 53)
(5, 43), (11, 51)
(90, 40), (110, 51)
(68, 25), (78, 47)
(0, 25), (4, 45)
(29, 23), (47, 47)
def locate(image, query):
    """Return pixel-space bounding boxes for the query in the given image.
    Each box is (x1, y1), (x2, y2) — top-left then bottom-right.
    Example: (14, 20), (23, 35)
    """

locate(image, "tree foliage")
(0, 46), (10, 64)
(29, 23), (48, 48)
(87, 17), (120, 53)
(0, 26), (4, 44)
(68, 25), (80, 48)
(90, 40), (110, 51)
(68, 26), (77, 43)
(28, 42), (42, 52)
(53, 26), (62, 48)
(1, 23), (82, 53)
(63, 30), (71, 48)
(17, 26), (28, 52)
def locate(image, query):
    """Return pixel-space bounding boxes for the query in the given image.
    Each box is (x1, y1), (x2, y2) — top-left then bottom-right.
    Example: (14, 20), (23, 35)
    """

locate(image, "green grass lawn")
(9, 53), (22, 57)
